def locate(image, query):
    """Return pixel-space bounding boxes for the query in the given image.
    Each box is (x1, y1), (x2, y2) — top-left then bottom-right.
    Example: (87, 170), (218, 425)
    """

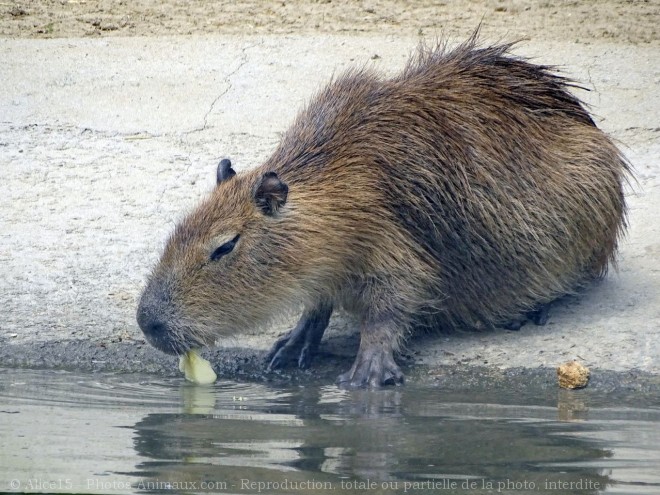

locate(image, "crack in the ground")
(183, 39), (265, 137)
(1, 41), (267, 142)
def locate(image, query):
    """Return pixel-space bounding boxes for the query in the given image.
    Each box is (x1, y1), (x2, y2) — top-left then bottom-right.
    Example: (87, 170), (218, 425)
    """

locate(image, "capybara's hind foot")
(337, 345), (404, 388)
(502, 303), (551, 330)
(502, 319), (525, 331)
(267, 302), (332, 370)
(529, 303), (550, 326)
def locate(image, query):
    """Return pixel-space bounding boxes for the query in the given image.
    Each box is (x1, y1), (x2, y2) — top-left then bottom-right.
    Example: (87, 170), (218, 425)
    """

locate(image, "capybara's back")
(137, 35), (630, 388)
(375, 40), (628, 329)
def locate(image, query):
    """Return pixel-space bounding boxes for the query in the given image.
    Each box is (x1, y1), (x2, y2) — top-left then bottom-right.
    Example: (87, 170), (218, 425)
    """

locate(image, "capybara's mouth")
(142, 330), (191, 356)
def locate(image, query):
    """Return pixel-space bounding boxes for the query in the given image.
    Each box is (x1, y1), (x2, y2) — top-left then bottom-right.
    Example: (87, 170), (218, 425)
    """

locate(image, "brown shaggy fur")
(137, 34), (629, 387)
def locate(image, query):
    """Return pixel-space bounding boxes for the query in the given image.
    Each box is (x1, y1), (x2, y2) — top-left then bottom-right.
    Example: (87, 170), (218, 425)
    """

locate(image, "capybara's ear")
(217, 158), (236, 185)
(253, 172), (288, 215)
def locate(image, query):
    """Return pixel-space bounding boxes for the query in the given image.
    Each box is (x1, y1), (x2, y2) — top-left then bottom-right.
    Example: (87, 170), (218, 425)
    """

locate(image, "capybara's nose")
(136, 281), (180, 354)
(138, 314), (166, 339)
(136, 288), (152, 326)
(136, 302), (180, 355)
(136, 297), (165, 337)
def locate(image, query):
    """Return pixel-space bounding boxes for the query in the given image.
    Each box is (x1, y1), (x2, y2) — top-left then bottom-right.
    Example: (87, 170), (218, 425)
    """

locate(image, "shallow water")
(1, 369), (659, 494)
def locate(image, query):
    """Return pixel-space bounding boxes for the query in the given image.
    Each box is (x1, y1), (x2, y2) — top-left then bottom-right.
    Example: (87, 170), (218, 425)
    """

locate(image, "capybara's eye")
(210, 234), (240, 261)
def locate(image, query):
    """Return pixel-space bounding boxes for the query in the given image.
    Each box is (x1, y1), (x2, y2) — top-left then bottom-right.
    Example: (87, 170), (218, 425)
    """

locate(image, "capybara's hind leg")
(267, 301), (333, 370)
(529, 303), (550, 326)
(336, 319), (404, 388)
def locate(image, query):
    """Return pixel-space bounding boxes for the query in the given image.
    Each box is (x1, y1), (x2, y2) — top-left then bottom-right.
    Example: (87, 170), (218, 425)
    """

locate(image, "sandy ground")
(2, 0), (658, 43)
(1, 1), (659, 385)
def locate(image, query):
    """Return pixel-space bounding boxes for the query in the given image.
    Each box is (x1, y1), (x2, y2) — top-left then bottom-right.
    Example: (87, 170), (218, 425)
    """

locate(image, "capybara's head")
(136, 159), (292, 355)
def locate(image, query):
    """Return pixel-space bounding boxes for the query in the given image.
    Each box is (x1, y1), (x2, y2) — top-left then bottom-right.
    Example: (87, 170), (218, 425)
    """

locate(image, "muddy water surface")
(1, 368), (659, 494)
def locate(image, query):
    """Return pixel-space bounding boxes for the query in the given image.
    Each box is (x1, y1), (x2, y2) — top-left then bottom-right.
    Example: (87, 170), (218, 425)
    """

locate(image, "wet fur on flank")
(138, 33), (630, 382)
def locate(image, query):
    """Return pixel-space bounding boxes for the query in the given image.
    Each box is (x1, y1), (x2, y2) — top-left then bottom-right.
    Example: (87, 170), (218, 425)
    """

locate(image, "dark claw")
(266, 333), (289, 364)
(298, 344), (314, 369)
(267, 344), (292, 371)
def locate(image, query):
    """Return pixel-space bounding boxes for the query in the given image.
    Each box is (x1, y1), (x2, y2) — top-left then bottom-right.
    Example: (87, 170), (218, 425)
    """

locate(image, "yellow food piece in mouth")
(179, 349), (217, 385)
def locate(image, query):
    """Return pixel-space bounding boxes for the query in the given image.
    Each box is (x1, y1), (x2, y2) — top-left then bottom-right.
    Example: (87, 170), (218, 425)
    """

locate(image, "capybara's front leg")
(267, 301), (333, 370)
(337, 319), (404, 388)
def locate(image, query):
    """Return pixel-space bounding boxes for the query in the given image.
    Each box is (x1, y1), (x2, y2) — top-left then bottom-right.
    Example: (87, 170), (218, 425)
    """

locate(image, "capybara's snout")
(136, 278), (189, 355)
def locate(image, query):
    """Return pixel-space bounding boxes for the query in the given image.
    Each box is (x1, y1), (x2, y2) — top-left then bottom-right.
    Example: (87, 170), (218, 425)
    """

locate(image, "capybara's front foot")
(337, 343), (404, 388)
(267, 329), (319, 370)
(267, 302), (332, 370)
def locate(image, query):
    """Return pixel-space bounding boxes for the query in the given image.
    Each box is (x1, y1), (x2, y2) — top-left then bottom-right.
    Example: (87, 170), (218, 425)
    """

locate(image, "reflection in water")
(129, 385), (613, 494)
(1, 369), (659, 494)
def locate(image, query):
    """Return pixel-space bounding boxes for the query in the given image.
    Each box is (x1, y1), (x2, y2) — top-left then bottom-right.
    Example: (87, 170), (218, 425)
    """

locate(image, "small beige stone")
(557, 360), (590, 389)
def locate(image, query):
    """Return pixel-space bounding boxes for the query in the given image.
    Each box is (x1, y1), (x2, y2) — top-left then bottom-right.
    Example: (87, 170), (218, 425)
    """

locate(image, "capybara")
(137, 35), (629, 387)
